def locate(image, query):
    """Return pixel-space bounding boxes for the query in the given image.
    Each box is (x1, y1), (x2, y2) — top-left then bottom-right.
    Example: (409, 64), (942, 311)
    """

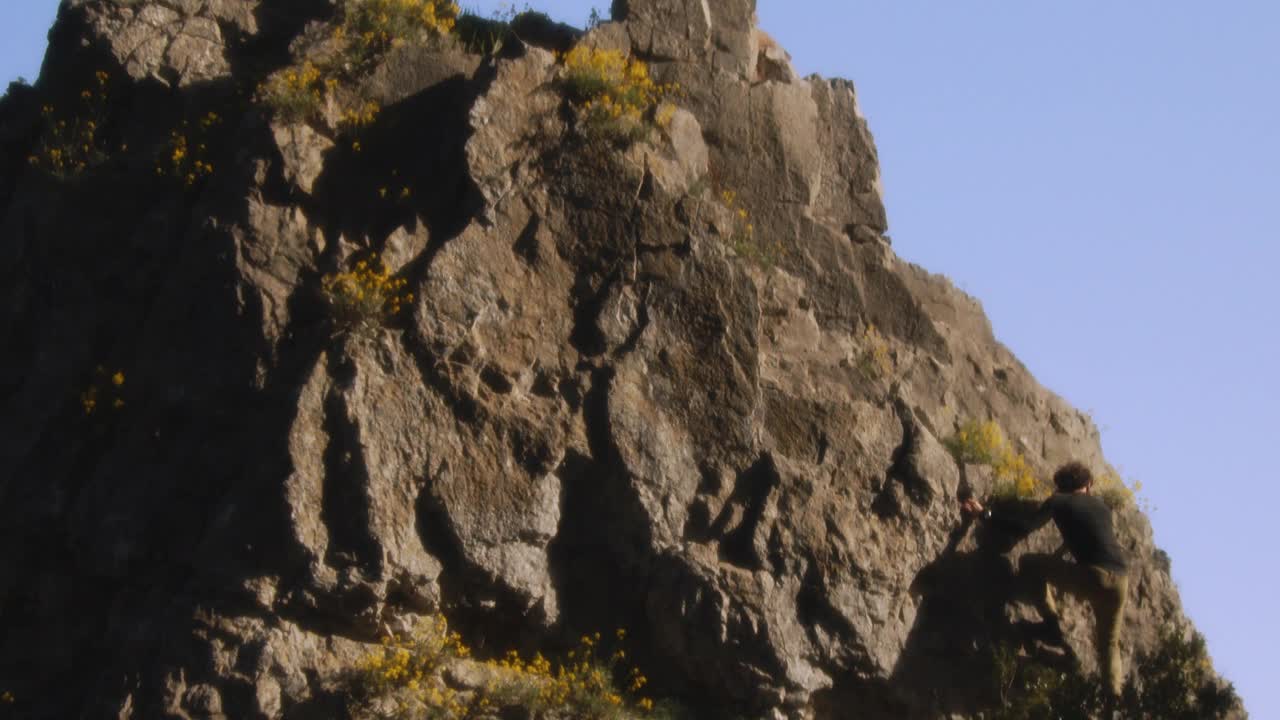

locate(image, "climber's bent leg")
(1089, 567), (1129, 697)
(1018, 553), (1093, 621)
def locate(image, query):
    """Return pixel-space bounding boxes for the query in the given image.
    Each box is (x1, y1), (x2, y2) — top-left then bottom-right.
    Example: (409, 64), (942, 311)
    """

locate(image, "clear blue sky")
(4, 1), (1276, 715)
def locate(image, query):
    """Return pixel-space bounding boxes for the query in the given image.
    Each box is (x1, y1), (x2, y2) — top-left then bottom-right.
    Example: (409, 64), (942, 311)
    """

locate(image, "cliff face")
(0, 1), (1230, 718)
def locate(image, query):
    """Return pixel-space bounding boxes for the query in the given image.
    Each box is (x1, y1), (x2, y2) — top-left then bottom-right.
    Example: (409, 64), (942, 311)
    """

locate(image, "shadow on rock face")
(233, 0), (339, 79)
(307, 72), (483, 262)
(887, 508), (1080, 717)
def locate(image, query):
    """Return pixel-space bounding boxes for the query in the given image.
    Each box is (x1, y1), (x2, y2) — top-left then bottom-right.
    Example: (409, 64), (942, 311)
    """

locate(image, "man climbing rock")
(960, 461), (1130, 697)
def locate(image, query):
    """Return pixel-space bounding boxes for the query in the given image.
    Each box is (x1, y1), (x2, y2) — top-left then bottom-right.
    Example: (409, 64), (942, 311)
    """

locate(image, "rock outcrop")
(0, 0), (1236, 718)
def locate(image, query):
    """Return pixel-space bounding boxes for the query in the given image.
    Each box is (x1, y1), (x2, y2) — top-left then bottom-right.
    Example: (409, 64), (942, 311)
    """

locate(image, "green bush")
(1120, 628), (1239, 719)
(986, 628), (1239, 719)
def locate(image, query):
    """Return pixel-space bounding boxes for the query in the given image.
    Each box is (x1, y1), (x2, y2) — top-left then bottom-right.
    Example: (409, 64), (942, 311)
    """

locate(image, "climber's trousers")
(1018, 553), (1129, 697)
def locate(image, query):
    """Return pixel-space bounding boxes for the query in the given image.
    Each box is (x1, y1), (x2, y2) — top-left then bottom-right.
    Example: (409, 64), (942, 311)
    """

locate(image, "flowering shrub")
(352, 616), (484, 719)
(340, 100), (382, 132)
(322, 255), (413, 337)
(157, 111), (221, 188)
(81, 366), (126, 416)
(988, 628), (1238, 719)
(490, 630), (655, 718)
(349, 618), (662, 720)
(559, 46), (675, 144)
(1093, 470), (1147, 511)
(716, 188), (783, 267)
(339, 0), (460, 69)
(27, 71), (112, 178)
(944, 419), (1045, 500)
(858, 324), (893, 379)
(945, 419), (1001, 466)
(259, 62), (334, 122)
(260, 0), (458, 121)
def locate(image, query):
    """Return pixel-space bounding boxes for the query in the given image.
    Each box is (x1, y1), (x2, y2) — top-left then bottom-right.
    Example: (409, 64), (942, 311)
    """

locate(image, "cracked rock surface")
(0, 0), (1229, 718)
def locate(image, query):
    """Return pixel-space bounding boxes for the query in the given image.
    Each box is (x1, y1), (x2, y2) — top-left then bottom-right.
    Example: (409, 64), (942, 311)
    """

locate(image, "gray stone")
(270, 122), (333, 196)
(382, 225), (430, 274)
(614, 0), (712, 61)
(641, 106), (709, 197)
(467, 47), (563, 211)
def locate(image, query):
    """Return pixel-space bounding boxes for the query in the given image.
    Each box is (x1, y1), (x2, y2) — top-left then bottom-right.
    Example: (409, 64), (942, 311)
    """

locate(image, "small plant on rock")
(857, 323), (893, 379)
(351, 615), (484, 719)
(1093, 470), (1148, 511)
(488, 630), (657, 718)
(348, 618), (669, 720)
(374, 167), (416, 204)
(715, 188), (783, 267)
(81, 366), (126, 416)
(258, 61), (334, 122)
(156, 111), (222, 188)
(27, 71), (113, 178)
(339, 99), (382, 133)
(321, 255), (413, 337)
(558, 45), (675, 145)
(586, 6), (607, 30)
(260, 0), (458, 123)
(944, 419), (1045, 501)
(338, 98), (383, 154)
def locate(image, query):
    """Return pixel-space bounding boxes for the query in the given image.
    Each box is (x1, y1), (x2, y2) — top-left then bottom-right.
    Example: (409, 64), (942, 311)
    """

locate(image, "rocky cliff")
(0, 1), (1238, 718)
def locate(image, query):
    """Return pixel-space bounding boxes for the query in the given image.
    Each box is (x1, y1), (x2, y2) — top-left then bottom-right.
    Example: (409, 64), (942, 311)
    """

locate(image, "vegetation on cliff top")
(558, 44), (678, 145)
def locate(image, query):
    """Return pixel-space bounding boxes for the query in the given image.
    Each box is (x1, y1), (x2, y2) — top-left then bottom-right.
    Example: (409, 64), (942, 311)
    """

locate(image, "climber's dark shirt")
(995, 493), (1128, 573)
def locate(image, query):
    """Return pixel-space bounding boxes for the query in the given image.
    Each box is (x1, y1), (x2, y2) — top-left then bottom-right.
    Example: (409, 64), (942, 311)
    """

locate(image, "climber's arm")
(959, 496), (1054, 537)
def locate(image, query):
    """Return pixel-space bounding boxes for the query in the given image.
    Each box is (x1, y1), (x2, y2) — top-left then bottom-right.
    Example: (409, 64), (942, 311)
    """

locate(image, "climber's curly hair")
(1053, 461), (1093, 492)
